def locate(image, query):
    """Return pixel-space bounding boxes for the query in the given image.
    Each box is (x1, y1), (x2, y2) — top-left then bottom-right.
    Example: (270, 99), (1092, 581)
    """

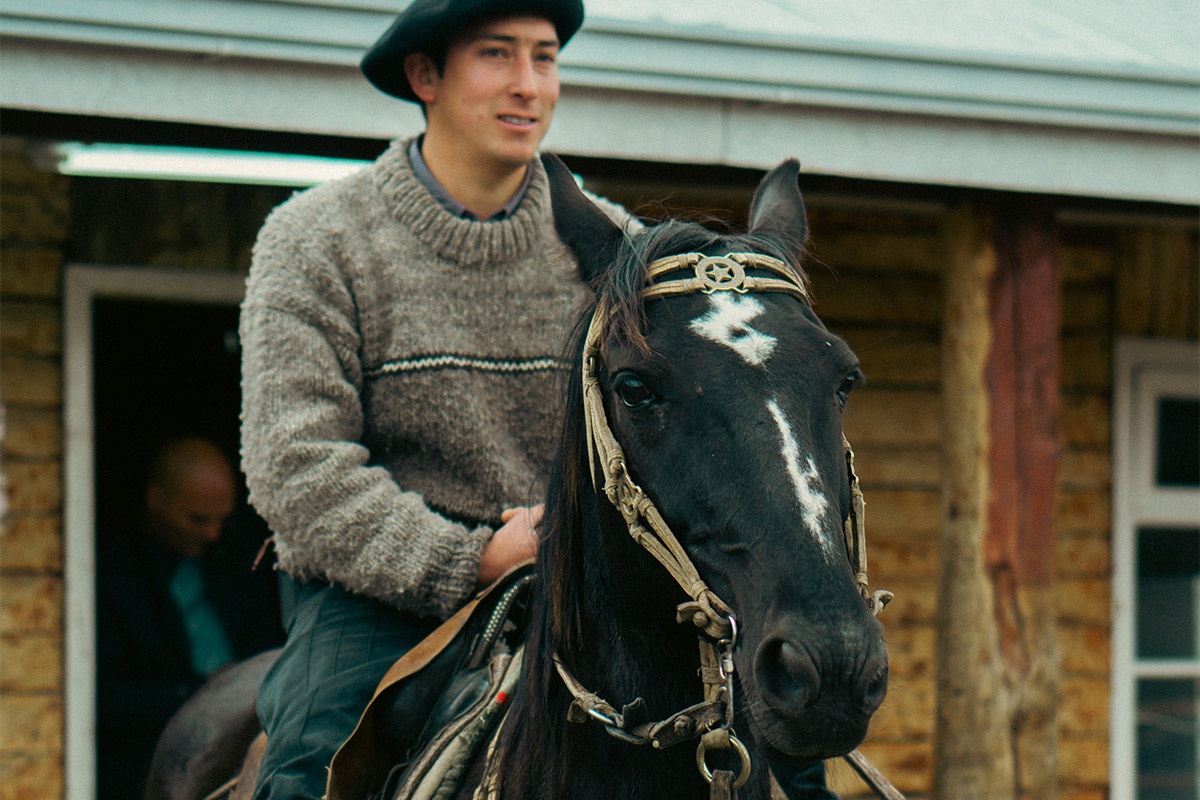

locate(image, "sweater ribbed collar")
(373, 137), (550, 268)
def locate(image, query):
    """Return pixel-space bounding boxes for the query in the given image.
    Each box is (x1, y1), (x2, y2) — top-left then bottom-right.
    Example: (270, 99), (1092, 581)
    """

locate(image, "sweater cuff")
(425, 524), (492, 617)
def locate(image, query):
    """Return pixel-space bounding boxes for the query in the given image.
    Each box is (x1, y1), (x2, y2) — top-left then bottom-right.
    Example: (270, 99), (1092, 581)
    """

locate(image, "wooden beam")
(935, 202), (1014, 799)
(992, 203), (1063, 800)
(935, 199), (1063, 800)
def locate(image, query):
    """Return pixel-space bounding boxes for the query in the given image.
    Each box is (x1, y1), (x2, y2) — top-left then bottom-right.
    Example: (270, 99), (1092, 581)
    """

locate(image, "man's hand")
(477, 504), (543, 588)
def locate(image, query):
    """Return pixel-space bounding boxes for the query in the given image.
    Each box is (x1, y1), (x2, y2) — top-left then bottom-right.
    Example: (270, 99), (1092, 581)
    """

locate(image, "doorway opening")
(64, 266), (282, 800)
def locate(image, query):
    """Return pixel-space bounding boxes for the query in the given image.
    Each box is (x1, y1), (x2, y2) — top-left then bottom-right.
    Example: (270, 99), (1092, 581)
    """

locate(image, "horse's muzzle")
(751, 617), (888, 759)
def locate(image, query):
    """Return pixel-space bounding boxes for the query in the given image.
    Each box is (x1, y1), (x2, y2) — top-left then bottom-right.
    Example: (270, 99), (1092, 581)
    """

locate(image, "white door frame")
(63, 264), (247, 800)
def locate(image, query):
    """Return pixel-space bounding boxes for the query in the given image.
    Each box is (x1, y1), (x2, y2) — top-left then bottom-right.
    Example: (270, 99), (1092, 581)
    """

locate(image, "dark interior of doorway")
(91, 296), (283, 799)
(92, 297), (248, 528)
(90, 294), (281, 620)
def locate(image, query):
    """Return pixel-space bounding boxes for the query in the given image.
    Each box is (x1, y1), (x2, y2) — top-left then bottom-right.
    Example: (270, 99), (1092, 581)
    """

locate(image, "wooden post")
(935, 200), (1062, 799)
(936, 202), (1015, 799)
(991, 203), (1062, 800)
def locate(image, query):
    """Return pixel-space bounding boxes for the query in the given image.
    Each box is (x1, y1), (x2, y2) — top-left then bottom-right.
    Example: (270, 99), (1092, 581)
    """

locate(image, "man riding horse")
(239, 0), (832, 796)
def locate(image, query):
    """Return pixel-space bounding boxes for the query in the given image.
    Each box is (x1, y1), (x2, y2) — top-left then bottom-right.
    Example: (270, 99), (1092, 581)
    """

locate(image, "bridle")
(553, 251), (896, 797)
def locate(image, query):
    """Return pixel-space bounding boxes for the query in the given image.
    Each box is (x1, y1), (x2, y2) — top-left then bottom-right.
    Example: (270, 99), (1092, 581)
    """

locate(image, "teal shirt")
(168, 558), (235, 676)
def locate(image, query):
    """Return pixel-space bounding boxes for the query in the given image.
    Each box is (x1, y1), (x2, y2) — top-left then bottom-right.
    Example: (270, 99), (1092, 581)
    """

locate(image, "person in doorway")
(95, 436), (283, 800)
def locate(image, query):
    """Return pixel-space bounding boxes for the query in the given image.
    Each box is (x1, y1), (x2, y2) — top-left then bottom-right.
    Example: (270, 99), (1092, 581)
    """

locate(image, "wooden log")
(1152, 229), (1198, 337)
(1115, 229), (1154, 335)
(996, 205), (1062, 800)
(935, 202), (1014, 799)
(935, 200), (1063, 799)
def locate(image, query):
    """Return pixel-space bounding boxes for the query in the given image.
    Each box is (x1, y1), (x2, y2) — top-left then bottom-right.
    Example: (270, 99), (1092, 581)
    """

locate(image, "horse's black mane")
(493, 219), (810, 799)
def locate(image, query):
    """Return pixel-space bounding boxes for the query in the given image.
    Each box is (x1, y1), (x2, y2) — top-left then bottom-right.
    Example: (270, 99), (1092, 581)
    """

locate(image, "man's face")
(420, 16), (561, 170)
(145, 465), (235, 560)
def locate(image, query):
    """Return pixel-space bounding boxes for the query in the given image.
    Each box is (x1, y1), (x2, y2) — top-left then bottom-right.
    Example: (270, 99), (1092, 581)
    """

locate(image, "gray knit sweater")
(240, 139), (610, 620)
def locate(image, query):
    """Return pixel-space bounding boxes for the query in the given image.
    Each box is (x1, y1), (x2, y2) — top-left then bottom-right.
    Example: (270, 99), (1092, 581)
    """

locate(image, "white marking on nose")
(766, 398), (834, 561)
(689, 293), (776, 366)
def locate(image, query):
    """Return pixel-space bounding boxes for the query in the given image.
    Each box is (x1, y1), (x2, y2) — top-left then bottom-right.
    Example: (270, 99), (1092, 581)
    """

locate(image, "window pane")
(1157, 397), (1200, 487)
(1138, 678), (1198, 800)
(1137, 527), (1200, 660)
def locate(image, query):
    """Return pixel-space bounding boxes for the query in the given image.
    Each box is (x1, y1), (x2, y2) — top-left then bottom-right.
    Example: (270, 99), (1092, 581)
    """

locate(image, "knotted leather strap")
(582, 304), (736, 640)
(843, 438), (893, 617)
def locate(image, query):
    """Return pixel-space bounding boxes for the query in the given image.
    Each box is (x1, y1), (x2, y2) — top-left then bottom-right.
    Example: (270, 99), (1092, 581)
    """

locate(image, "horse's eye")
(836, 374), (857, 408)
(615, 374), (655, 408)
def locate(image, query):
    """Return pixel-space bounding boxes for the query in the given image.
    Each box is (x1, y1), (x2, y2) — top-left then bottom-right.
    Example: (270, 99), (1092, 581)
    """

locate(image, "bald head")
(144, 438), (236, 559)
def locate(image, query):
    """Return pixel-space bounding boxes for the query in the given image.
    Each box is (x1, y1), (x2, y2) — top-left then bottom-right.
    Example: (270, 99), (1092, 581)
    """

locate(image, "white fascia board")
(570, 24), (1199, 138)
(720, 101), (1200, 205)
(2, 2), (1198, 204)
(545, 87), (1200, 206)
(0, 37), (422, 141)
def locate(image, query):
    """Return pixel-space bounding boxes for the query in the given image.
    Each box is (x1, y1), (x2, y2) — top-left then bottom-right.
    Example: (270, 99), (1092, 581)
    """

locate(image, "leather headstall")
(555, 252), (896, 797)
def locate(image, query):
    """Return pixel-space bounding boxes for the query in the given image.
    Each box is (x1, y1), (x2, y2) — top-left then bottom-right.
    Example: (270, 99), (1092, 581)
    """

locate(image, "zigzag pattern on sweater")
(367, 354), (566, 377)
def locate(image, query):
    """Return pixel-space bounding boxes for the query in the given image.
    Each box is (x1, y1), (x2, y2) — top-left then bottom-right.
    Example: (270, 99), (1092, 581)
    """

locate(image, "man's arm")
(240, 213), (491, 620)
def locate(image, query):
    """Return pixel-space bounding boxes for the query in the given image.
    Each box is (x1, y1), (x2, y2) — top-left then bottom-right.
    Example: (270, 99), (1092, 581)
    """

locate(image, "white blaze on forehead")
(688, 293), (777, 366)
(766, 398), (834, 562)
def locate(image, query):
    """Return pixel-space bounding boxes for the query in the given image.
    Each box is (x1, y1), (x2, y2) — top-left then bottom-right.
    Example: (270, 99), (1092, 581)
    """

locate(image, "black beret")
(361, 0), (584, 103)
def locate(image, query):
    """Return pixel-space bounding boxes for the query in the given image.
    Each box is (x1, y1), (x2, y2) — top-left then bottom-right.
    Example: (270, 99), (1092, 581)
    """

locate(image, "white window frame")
(1111, 336), (1200, 799)
(63, 264), (246, 800)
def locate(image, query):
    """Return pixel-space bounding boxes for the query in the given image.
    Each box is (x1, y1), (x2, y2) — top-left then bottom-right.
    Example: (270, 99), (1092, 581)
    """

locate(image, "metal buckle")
(715, 615), (738, 729)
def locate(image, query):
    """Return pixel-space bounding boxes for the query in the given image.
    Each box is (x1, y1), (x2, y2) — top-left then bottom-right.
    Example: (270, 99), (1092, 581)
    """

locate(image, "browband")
(641, 252), (809, 305)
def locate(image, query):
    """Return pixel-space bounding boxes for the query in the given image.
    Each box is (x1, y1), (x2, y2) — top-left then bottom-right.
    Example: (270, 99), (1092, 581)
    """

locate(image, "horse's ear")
(542, 153), (624, 283)
(748, 158), (808, 256)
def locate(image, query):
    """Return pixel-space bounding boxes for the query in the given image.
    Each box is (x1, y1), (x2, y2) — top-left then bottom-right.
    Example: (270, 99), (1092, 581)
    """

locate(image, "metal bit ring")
(696, 734), (751, 789)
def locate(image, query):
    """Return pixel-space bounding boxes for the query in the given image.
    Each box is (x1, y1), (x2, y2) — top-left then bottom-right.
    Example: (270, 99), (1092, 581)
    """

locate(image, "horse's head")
(544, 155), (889, 771)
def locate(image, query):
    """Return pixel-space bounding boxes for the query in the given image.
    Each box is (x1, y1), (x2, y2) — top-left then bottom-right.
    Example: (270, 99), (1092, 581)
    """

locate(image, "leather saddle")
(324, 562), (535, 800)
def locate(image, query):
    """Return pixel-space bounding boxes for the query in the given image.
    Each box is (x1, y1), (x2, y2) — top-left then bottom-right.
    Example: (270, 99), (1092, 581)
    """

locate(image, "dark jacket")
(95, 511), (284, 800)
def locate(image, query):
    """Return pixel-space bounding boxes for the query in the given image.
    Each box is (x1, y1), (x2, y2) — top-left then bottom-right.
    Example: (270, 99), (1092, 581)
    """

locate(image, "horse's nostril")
(859, 661), (889, 714)
(762, 640), (819, 710)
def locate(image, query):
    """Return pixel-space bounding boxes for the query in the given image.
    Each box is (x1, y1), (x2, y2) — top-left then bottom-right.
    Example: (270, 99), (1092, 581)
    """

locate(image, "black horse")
(148, 154), (892, 800)
(461, 155), (890, 799)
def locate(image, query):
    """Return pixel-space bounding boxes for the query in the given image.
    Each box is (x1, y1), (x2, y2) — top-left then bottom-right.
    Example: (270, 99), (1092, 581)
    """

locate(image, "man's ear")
(403, 52), (439, 105)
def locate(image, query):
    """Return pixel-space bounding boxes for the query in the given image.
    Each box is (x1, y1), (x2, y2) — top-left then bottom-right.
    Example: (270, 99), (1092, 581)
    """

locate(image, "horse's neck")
(493, 514), (740, 799)
(575, 508), (702, 706)
(500, 642), (711, 800)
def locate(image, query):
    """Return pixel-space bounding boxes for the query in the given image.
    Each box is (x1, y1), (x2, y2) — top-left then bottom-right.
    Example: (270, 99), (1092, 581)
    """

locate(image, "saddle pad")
(327, 562), (534, 800)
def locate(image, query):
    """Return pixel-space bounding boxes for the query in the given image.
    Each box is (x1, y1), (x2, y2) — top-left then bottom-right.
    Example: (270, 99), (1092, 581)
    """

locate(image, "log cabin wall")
(1, 136), (71, 800)
(1, 134), (1197, 799)
(804, 200), (1197, 800)
(806, 200), (949, 797)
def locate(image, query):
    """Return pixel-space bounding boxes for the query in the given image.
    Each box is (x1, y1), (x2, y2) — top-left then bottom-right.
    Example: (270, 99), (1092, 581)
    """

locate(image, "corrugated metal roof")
(586, 0), (1198, 77)
(2, 0), (1197, 203)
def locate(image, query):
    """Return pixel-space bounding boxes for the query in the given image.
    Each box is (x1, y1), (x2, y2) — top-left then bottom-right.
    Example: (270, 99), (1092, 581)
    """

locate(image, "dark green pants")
(252, 578), (435, 800)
